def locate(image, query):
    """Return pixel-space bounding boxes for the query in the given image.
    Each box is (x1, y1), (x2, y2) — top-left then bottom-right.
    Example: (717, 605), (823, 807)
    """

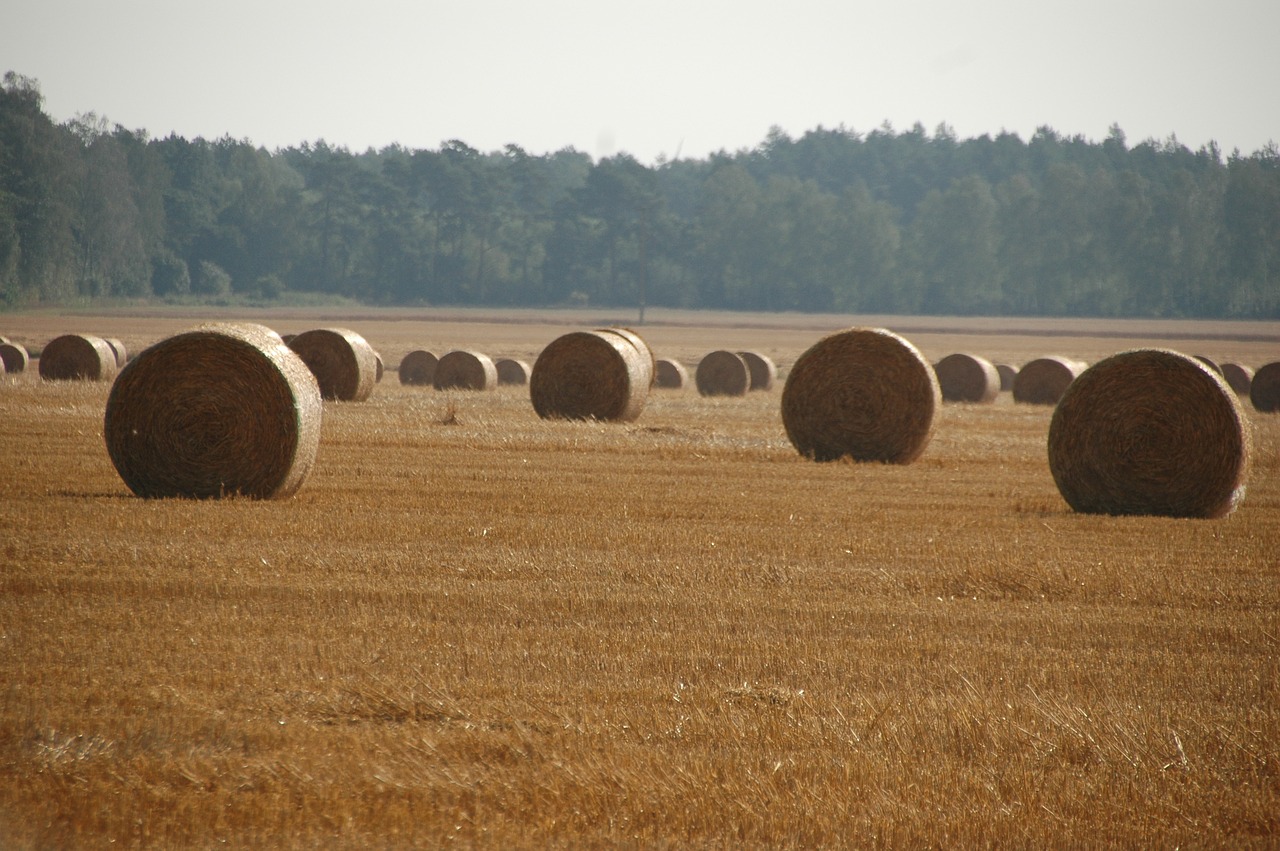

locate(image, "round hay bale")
(1192, 354), (1223, 376)
(1048, 349), (1250, 518)
(288, 327), (377, 401)
(696, 350), (751, 397)
(934, 353), (1000, 403)
(781, 327), (940, 464)
(530, 330), (650, 422)
(1012, 356), (1085, 405)
(995, 363), (1018, 392)
(737, 350), (777, 391)
(434, 350), (497, 391)
(655, 358), (688, 389)
(374, 352), (385, 383)
(38, 334), (118, 382)
(1251, 362), (1280, 413)
(1220, 362), (1253, 395)
(495, 358), (531, 386)
(103, 323), (322, 499)
(0, 342), (30, 374)
(104, 337), (128, 367)
(596, 327), (655, 388)
(399, 350), (439, 386)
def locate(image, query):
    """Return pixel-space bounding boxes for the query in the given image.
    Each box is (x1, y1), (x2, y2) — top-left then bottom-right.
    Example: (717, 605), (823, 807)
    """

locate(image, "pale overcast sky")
(5, 0), (1277, 162)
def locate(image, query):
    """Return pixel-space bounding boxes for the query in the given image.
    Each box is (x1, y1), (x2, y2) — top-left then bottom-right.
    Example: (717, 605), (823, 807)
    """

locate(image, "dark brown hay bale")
(1251, 362), (1280, 412)
(530, 330), (650, 422)
(696, 350), (751, 397)
(288, 327), (377, 401)
(1048, 349), (1250, 518)
(1192, 354), (1223, 375)
(0, 342), (29, 374)
(737, 350), (777, 391)
(103, 323), (322, 499)
(38, 334), (118, 381)
(495, 358), (531, 386)
(1012, 356), (1085, 405)
(104, 338), (128, 367)
(655, 358), (688, 389)
(596, 327), (655, 387)
(434, 350), (498, 390)
(781, 327), (940, 464)
(995, 363), (1017, 392)
(934, 353), (1000, 403)
(398, 350), (439, 386)
(1220, 362), (1253, 394)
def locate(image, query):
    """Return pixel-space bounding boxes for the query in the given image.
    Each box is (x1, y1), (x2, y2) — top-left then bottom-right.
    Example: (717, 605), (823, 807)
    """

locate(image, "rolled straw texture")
(288, 327), (377, 401)
(996, 363), (1017, 392)
(495, 358), (531, 386)
(1220, 362), (1253, 395)
(781, 327), (940, 464)
(1250, 362), (1280, 412)
(696, 350), (751, 397)
(934, 353), (1000, 403)
(1048, 349), (1250, 518)
(530, 330), (649, 422)
(103, 323), (322, 499)
(0, 342), (29, 373)
(434, 350), (498, 391)
(1013, 356), (1085, 405)
(737, 351), (778, 391)
(398, 350), (439, 386)
(39, 334), (118, 381)
(655, 358), (688, 389)
(596, 327), (655, 388)
(104, 338), (128, 367)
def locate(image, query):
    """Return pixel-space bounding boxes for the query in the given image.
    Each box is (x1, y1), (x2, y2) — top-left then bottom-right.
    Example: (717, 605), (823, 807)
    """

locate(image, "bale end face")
(696, 350), (750, 397)
(934, 353), (1000, 403)
(38, 334), (118, 381)
(288, 328), (377, 401)
(530, 330), (649, 422)
(655, 358), (688, 389)
(434, 350), (498, 391)
(1250, 362), (1280, 412)
(495, 358), (531, 386)
(399, 350), (439, 386)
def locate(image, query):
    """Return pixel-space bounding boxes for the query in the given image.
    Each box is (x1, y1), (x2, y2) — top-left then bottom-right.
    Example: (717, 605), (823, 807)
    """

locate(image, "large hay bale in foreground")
(399, 350), (439, 386)
(995, 363), (1018, 392)
(0, 342), (29, 374)
(530, 330), (650, 421)
(39, 334), (118, 382)
(1013, 356), (1085, 405)
(934, 353), (1000, 403)
(1251, 362), (1280, 412)
(696, 350), (751, 397)
(596, 327), (654, 388)
(1048, 349), (1250, 518)
(655, 358), (688, 389)
(104, 338), (127, 367)
(781, 327), (940, 464)
(737, 350), (777, 391)
(288, 328), (377, 401)
(103, 323), (322, 499)
(434, 350), (498, 390)
(1220, 362), (1253, 395)
(495, 358), (531, 386)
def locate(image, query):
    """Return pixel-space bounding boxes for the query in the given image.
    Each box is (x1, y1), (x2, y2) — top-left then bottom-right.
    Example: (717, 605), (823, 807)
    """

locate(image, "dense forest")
(3, 71), (1278, 318)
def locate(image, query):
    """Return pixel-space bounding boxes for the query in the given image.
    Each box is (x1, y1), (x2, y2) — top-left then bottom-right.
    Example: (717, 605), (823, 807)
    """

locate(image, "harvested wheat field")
(1, 307), (1278, 848)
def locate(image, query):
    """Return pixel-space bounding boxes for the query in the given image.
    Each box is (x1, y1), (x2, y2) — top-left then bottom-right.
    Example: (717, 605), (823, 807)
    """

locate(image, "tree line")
(3, 71), (1278, 317)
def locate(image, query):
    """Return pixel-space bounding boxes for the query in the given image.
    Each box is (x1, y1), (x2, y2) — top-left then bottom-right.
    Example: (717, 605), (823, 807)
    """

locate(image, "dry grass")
(1, 309), (1278, 848)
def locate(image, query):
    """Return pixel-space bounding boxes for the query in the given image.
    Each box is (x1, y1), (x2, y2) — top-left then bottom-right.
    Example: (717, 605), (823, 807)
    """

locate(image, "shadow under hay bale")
(781, 327), (939, 464)
(39, 334), (118, 382)
(737, 351), (777, 391)
(1013, 356), (1086, 405)
(1048, 349), (1250, 519)
(399, 350), (439, 386)
(104, 323), (322, 500)
(434, 350), (498, 391)
(696, 350), (750, 397)
(995, 363), (1018, 392)
(1220, 362), (1253, 395)
(0, 342), (29, 374)
(1251, 362), (1280, 412)
(495, 358), (531, 386)
(655, 358), (688, 389)
(934, 353), (1000, 403)
(530, 330), (650, 422)
(288, 327), (377, 401)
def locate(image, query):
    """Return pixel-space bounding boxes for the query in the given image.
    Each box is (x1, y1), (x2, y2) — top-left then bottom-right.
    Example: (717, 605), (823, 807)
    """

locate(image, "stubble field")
(1, 307), (1278, 847)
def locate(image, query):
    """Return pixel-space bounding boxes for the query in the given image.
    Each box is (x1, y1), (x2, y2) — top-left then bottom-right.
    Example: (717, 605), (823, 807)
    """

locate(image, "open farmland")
(1, 307), (1278, 847)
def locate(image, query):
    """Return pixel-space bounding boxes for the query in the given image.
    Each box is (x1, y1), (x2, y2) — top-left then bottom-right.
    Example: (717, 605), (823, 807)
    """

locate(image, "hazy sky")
(6, 0), (1277, 163)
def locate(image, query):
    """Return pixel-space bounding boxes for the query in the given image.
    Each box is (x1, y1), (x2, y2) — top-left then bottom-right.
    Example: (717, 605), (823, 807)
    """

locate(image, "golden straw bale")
(434, 350), (498, 391)
(737, 351), (777, 391)
(399, 350), (439, 386)
(38, 334), (118, 381)
(104, 338), (127, 367)
(0, 342), (29, 374)
(655, 358), (688, 389)
(374, 352), (384, 383)
(696, 350), (750, 397)
(1048, 349), (1250, 518)
(995, 363), (1017, 392)
(495, 358), (531, 386)
(781, 327), (940, 464)
(103, 323), (322, 499)
(530, 330), (650, 422)
(288, 328), (377, 401)
(1220, 362), (1253, 394)
(595, 327), (655, 388)
(1013, 356), (1086, 405)
(1251, 362), (1280, 412)
(934, 353), (1000, 403)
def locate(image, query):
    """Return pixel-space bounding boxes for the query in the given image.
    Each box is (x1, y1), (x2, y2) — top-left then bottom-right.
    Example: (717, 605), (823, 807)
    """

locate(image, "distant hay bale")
(781, 327), (940, 464)
(104, 337), (127, 367)
(288, 327), (377, 401)
(1251, 362), (1280, 412)
(434, 350), (498, 390)
(0, 342), (29, 374)
(398, 350), (439, 386)
(995, 363), (1017, 392)
(737, 350), (777, 391)
(374, 352), (384, 383)
(934, 353), (1000, 403)
(1192, 354), (1223, 376)
(696, 350), (751, 397)
(655, 358), (688, 389)
(38, 334), (118, 382)
(596, 327), (655, 387)
(281, 333), (297, 345)
(495, 358), (531, 386)
(1048, 349), (1251, 518)
(1220, 362), (1253, 394)
(103, 322), (322, 499)
(530, 330), (650, 422)
(1012, 356), (1086, 405)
